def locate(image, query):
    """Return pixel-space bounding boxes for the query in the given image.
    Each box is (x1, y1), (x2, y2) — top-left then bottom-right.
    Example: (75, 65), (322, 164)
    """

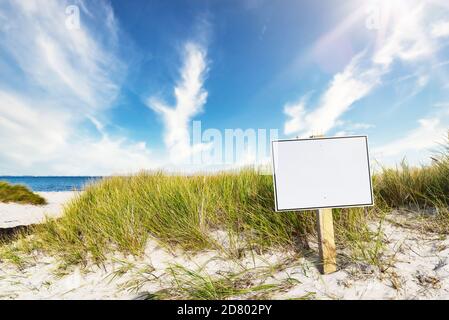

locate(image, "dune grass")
(2, 147), (449, 302)
(374, 141), (449, 233)
(4, 138), (449, 268)
(376, 161), (449, 208)
(24, 169), (385, 265)
(2, 142), (449, 300)
(0, 181), (46, 205)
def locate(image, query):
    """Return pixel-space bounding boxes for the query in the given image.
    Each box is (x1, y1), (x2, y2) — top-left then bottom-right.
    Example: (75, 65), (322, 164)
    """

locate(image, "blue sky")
(1, 0), (449, 175)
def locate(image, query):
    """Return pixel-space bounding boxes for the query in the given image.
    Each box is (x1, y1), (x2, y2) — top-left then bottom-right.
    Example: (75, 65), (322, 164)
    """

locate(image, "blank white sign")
(272, 136), (373, 211)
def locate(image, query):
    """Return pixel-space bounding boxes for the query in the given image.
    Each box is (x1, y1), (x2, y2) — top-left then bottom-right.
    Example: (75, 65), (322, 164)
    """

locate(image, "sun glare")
(365, 0), (415, 31)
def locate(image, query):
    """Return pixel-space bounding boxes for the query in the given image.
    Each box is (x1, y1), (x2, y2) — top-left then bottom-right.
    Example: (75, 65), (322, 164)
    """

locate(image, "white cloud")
(345, 122), (375, 131)
(284, 98), (307, 135)
(0, 0), (123, 111)
(373, 117), (447, 166)
(373, 5), (433, 66)
(283, 2), (444, 139)
(0, 92), (69, 165)
(333, 121), (375, 136)
(284, 54), (383, 137)
(49, 136), (155, 176)
(0, 0), (155, 175)
(431, 20), (449, 38)
(147, 42), (210, 164)
(0, 89), (157, 175)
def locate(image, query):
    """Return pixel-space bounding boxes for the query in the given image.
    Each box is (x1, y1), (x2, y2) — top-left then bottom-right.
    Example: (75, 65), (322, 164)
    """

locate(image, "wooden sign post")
(311, 135), (337, 274)
(272, 135), (373, 276)
(316, 208), (337, 274)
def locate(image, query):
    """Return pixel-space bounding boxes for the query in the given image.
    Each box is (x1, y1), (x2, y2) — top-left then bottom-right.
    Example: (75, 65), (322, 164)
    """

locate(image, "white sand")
(275, 217), (449, 299)
(0, 192), (77, 228)
(1, 210), (449, 299)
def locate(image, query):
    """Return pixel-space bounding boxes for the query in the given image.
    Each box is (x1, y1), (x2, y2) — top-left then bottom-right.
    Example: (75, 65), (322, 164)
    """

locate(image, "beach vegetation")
(28, 169), (384, 265)
(375, 137), (449, 233)
(145, 264), (299, 300)
(0, 181), (47, 205)
(2, 136), (449, 300)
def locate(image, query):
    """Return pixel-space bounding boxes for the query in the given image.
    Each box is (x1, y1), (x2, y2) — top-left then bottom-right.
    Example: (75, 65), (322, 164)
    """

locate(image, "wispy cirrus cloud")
(0, 0), (156, 175)
(283, 2), (449, 139)
(147, 42), (210, 164)
(283, 52), (383, 137)
(372, 116), (448, 166)
(0, 0), (122, 111)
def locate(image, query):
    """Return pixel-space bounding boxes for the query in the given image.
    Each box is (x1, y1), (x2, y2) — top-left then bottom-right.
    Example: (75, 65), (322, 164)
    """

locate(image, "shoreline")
(0, 191), (78, 229)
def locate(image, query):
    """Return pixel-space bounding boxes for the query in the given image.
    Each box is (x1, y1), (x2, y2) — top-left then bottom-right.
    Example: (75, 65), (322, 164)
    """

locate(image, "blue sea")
(0, 176), (103, 192)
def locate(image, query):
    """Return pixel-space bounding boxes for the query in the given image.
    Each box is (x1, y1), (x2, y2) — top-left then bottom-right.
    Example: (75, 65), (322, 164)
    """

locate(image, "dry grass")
(3, 138), (449, 276)
(374, 139), (449, 233)
(3, 142), (449, 299)
(22, 169), (384, 265)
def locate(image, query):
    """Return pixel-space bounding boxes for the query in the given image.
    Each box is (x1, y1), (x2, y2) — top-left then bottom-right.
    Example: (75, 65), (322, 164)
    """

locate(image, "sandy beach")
(0, 192), (77, 229)
(1, 208), (449, 299)
(2, 0), (449, 306)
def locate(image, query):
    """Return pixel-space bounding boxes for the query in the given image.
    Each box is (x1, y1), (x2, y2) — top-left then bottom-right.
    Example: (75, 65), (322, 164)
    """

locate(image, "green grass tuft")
(0, 181), (47, 205)
(375, 160), (449, 208)
(375, 135), (449, 209)
(373, 137), (449, 233)
(29, 169), (382, 264)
